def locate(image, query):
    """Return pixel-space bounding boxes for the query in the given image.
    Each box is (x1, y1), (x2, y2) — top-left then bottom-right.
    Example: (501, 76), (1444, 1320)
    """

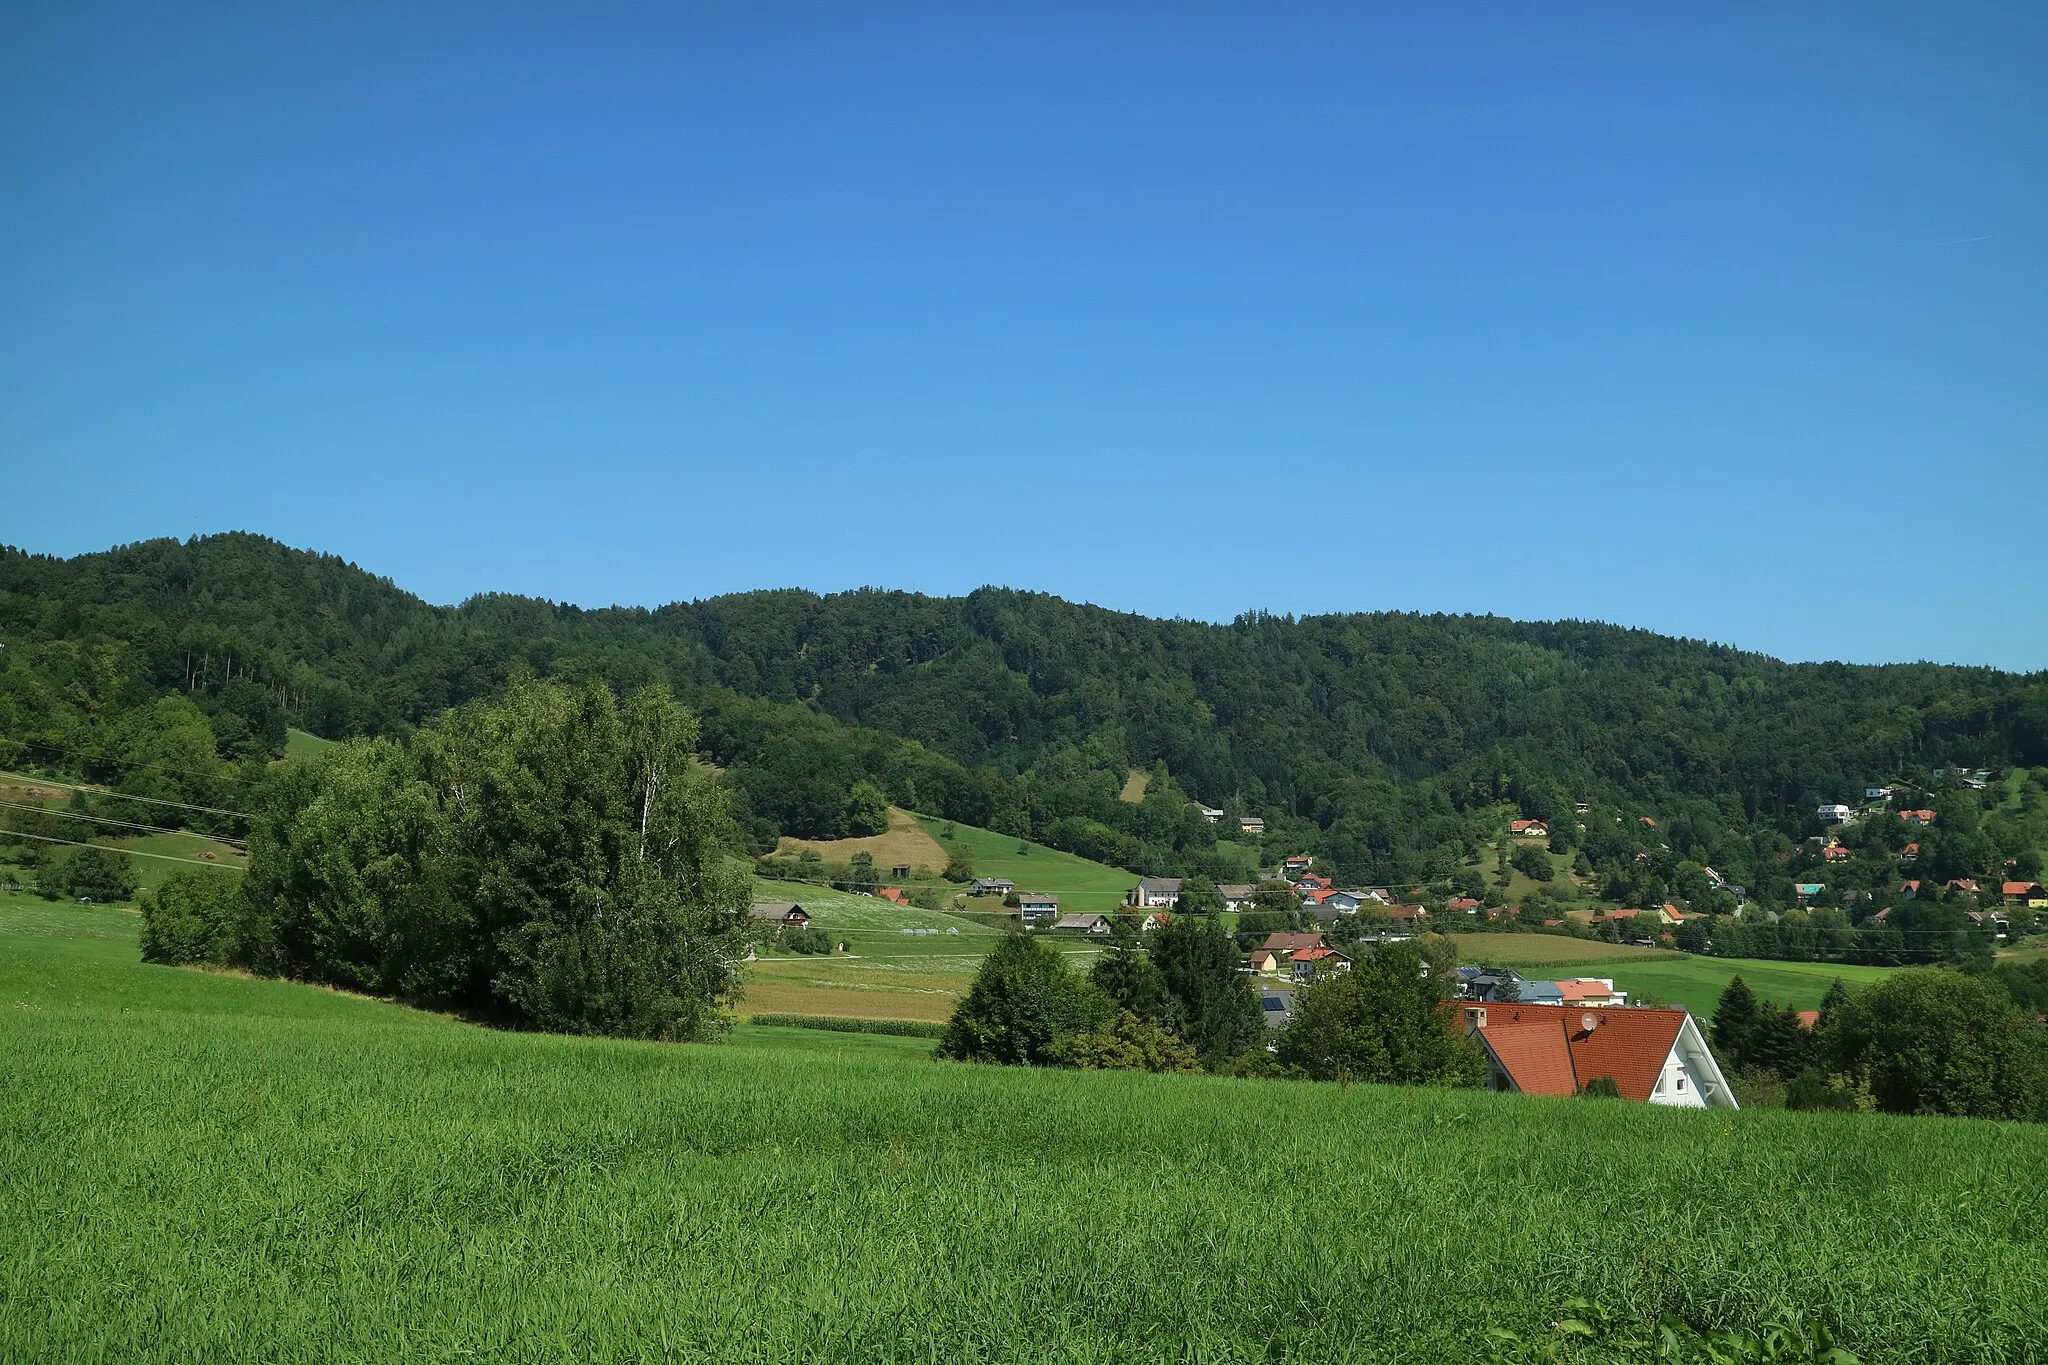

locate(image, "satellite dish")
(1580, 1013), (1598, 1033)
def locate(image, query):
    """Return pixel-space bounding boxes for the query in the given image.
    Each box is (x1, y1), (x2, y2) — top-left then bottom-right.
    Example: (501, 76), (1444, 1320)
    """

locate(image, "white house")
(1016, 892), (1059, 925)
(1816, 804), (1853, 825)
(1217, 883), (1259, 912)
(1127, 877), (1182, 909)
(1051, 913), (1112, 935)
(1460, 1003), (1737, 1108)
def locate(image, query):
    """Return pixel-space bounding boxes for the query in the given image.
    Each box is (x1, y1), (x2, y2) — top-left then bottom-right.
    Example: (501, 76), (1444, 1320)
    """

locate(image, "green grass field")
(1453, 934), (1895, 1015)
(283, 726), (340, 758)
(3, 894), (2045, 1361)
(909, 812), (1136, 916)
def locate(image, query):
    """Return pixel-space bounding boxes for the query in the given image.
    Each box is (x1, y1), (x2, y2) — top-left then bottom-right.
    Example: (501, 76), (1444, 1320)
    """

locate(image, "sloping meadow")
(3, 905), (2044, 1363)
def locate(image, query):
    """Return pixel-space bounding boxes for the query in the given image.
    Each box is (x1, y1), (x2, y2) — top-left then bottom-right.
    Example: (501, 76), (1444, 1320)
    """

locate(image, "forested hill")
(5, 532), (2046, 895)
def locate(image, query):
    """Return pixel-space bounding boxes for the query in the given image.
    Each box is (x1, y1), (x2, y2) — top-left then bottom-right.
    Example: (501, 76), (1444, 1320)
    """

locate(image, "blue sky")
(4, 3), (2043, 669)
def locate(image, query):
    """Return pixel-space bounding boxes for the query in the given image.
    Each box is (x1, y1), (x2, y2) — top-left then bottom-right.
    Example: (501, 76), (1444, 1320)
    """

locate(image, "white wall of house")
(1656, 1017), (1738, 1109)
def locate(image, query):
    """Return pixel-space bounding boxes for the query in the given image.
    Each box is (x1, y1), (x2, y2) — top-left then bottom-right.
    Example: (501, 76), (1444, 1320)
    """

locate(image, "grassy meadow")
(1451, 933), (1895, 1014)
(772, 805), (951, 877)
(909, 812), (1136, 915)
(4, 893), (2046, 1362)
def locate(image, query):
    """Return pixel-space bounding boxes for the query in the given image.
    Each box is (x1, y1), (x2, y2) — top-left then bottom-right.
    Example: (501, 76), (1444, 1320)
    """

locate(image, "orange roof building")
(1458, 1003), (1736, 1108)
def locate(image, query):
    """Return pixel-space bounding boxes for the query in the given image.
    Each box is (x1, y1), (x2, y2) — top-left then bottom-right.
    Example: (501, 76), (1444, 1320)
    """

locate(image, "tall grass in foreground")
(3, 904), (2045, 1363)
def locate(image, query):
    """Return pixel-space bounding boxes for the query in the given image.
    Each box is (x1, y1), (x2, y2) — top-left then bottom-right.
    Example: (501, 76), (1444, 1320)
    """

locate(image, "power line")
(0, 798), (247, 847)
(0, 773), (255, 822)
(0, 828), (247, 871)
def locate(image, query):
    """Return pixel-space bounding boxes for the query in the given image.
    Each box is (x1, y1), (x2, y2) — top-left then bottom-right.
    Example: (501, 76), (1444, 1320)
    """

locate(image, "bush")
(1823, 968), (2048, 1121)
(138, 869), (245, 965)
(936, 932), (1108, 1065)
(38, 846), (139, 904)
(779, 925), (835, 955)
(1047, 1010), (1202, 1073)
(747, 1014), (946, 1039)
(942, 844), (975, 883)
(1274, 941), (1484, 1087)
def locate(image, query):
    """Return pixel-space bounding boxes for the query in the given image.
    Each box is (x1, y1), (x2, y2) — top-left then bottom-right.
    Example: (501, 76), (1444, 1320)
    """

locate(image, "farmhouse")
(1127, 877), (1182, 909)
(1509, 819), (1549, 838)
(1217, 883), (1259, 911)
(1290, 947), (1351, 982)
(1051, 913), (1112, 935)
(1016, 892), (1059, 925)
(749, 902), (809, 928)
(1447, 896), (1482, 915)
(1261, 931), (1328, 958)
(1238, 816), (1265, 835)
(1899, 809), (1938, 825)
(2003, 881), (2048, 908)
(1460, 1003), (1737, 1108)
(969, 877), (1015, 897)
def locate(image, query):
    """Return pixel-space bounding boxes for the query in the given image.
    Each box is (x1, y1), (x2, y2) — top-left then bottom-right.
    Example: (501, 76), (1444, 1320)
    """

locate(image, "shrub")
(936, 932), (1107, 1065)
(1274, 941), (1484, 1087)
(1047, 1010), (1202, 1073)
(38, 846), (139, 904)
(138, 869), (245, 966)
(1822, 968), (2048, 1121)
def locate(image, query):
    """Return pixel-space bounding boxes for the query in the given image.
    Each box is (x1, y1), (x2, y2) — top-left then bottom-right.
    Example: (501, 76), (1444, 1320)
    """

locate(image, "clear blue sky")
(4, 4), (2043, 669)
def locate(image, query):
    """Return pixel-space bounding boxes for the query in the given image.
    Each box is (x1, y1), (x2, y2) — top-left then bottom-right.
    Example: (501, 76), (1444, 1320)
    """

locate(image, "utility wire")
(0, 798), (248, 846)
(0, 828), (247, 871)
(0, 773), (255, 822)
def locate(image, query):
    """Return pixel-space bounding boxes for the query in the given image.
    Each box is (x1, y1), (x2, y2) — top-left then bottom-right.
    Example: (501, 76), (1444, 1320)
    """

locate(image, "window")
(1675, 1076), (1686, 1092)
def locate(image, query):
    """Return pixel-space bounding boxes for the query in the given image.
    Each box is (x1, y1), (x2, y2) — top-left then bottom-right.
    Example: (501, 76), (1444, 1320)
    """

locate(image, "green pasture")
(751, 878), (997, 934)
(4, 897), (2046, 1362)
(1605, 956), (1896, 1015)
(909, 812), (1135, 915)
(282, 727), (339, 759)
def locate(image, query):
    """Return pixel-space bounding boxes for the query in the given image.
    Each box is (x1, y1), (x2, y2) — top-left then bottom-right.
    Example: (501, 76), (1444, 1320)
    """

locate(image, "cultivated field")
(773, 806), (949, 876)
(2, 895), (2043, 1362)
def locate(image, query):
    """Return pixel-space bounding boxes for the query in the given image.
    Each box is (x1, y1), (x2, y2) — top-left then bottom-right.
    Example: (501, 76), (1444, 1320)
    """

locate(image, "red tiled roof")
(1947, 879), (1980, 893)
(1261, 932), (1327, 956)
(1291, 946), (1347, 963)
(1555, 978), (1621, 1003)
(1639, 816), (1658, 827)
(1794, 1010), (1820, 1030)
(1510, 819), (1548, 834)
(1471, 1004), (1689, 1100)
(2004, 882), (2044, 897)
(1447, 897), (1481, 910)
(877, 887), (910, 904)
(1899, 809), (1937, 823)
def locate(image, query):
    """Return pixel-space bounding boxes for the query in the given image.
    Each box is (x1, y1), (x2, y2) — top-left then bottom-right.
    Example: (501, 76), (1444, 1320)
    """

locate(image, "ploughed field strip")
(3, 897), (2046, 1363)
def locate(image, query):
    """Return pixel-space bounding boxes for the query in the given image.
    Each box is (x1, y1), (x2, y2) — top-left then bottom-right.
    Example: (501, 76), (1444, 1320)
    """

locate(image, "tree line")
(9, 532), (2048, 899)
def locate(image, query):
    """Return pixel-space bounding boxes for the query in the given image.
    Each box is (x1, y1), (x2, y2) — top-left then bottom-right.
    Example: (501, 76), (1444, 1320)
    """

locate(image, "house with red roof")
(1290, 946), (1352, 983)
(1822, 842), (1851, 862)
(1458, 1003), (1736, 1108)
(875, 886), (911, 905)
(1946, 879), (1981, 895)
(1901, 843), (1919, 862)
(1554, 977), (1627, 1007)
(1447, 896), (1482, 914)
(1509, 819), (1549, 838)
(1899, 809), (1938, 825)
(1260, 931), (1327, 958)
(2003, 881), (2048, 908)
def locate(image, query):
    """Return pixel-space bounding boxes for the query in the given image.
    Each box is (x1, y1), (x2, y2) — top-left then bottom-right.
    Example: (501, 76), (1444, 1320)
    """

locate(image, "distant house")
(1823, 843), (1851, 862)
(1817, 804), (1853, 825)
(969, 877), (1015, 897)
(1946, 879), (1981, 894)
(1639, 816), (1658, 828)
(1290, 947), (1352, 982)
(1305, 888), (1363, 915)
(1516, 980), (1567, 1005)
(1282, 854), (1314, 877)
(1217, 883), (1259, 912)
(1238, 816), (1266, 835)
(1574, 801), (1591, 815)
(1459, 1003), (1736, 1108)
(1127, 877), (1182, 909)
(1701, 866), (1727, 888)
(1554, 977), (1627, 1007)
(1865, 786), (1895, 801)
(1898, 880), (1923, 897)
(1447, 896), (1482, 915)
(1016, 892), (1059, 925)
(1509, 819), (1550, 838)
(750, 902), (810, 928)
(1193, 804), (1226, 823)
(1244, 947), (1285, 974)
(1142, 910), (1171, 932)
(1052, 913), (1112, 935)
(1259, 991), (1294, 1030)
(876, 887), (911, 905)
(1899, 809), (1938, 825)
(1360, 887), (1394, 904)
(1901, 843), (1920, 863)
(2003, 881), (2048, 908)
(1261, 931), (1328, 957)
(1794, 883), (1825, 902)
(1454, 966), (1525, 1002)
(1293, 874), (1332, 894)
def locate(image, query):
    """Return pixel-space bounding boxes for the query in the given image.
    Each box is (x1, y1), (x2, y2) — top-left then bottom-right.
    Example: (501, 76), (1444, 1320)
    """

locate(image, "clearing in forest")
(774, 806), (949, 876)
(1118, 769), (1149, 803)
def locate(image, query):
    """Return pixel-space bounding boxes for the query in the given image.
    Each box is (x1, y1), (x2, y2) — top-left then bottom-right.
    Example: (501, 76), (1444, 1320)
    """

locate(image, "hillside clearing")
(1119, 769), (1149, 803)
(773, 805), (949, 875)
(910, 812), (1134, 916)
(2, 896), (2042, 1362)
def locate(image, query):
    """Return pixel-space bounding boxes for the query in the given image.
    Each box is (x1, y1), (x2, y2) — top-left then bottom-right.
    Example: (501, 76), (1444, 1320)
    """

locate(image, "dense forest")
(5, 533), (2047, 904)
